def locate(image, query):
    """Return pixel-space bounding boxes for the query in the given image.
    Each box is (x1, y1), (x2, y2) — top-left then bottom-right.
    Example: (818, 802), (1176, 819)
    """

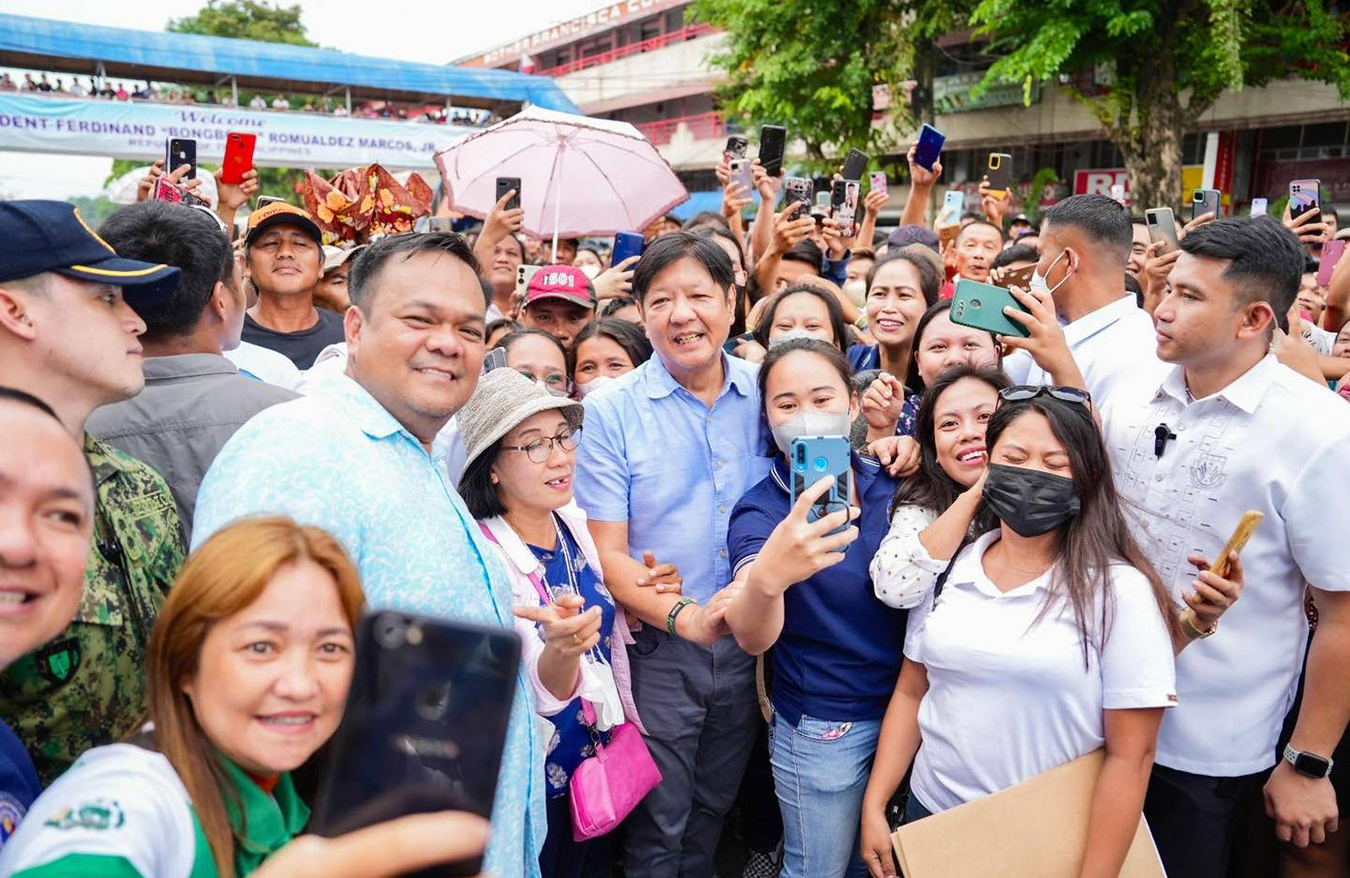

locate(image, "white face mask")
(578, 652), (624, 730)
(770, 409), (854, 454)
(574, 374), (615, 399)
(578, 263), (601, 280)
(1029, 248), (1074, 298)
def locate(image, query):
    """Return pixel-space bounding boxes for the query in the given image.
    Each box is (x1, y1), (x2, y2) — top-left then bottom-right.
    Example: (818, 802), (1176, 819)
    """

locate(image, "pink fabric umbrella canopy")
(434, 107), (690, 242)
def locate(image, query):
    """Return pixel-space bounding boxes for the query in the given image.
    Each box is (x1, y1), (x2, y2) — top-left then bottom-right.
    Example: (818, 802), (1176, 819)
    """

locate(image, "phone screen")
(759, 125), (786, 177)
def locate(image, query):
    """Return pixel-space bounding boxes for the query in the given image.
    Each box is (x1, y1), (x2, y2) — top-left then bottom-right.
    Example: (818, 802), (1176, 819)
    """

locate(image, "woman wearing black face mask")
(860, 389), (1186, 878)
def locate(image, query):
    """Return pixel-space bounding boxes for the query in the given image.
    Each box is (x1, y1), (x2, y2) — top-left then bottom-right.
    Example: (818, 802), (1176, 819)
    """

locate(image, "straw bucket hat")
(458, 367), (584, 472)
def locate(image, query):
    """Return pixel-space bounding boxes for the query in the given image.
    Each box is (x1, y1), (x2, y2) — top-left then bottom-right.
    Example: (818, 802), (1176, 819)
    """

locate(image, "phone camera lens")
(373, 613), (408, 649)
(970, 298), (982, 310)
(796, 445), (806, 464)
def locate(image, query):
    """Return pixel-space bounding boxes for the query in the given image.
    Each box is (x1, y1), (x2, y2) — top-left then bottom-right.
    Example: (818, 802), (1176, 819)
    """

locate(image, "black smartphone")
(311, 613), (522, 877)
(495, 176), (522, 211)
(165, 137), (197, 180)
(986, 152), (1012, 194)
(783, 177), (813, 221)
(914, 123), (946, 172)
(724, 134), (748, 160)
(759, 124), (787, 177)
(841, 148), (869, 181)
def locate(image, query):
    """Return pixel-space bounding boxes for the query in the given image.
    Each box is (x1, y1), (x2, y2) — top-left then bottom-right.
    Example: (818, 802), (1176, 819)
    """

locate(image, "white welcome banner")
(0, 93), (469, 169)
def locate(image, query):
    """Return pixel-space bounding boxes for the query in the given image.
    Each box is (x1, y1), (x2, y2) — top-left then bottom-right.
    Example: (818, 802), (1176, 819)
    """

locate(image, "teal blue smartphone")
(950, 278), (1030, 338)
(790, 436), (852, 533)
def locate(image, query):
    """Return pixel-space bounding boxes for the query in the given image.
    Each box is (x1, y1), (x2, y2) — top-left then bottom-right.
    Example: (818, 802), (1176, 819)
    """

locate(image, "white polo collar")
(1062, 294), (1137, 347)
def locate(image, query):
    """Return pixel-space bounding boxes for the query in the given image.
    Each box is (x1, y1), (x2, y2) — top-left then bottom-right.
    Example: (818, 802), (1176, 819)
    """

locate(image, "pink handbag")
(476, 521), (661, 841)
(569, 700), (662, 841)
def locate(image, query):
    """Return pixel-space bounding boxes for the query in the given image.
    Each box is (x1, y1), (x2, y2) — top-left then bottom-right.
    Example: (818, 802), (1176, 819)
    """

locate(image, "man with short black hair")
(240, 202), (344, 368)
(194, 232), (544, 878)
(86, 201), (297, 533)
(518, 264), (595, 350)
(575, 231), (772, 877)
(949, 220), (1003, 284)
(1004, 193), (1158, 400)
(1100, 215), (1350, 878)
(0, 200), (186, 783)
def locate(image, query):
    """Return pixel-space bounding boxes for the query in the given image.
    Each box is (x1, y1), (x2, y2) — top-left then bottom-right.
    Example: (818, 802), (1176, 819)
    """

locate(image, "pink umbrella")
(434, 107), (689, 250)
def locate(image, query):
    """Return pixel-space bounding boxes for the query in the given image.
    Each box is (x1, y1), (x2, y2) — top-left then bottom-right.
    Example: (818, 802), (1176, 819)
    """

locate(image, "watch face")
(1293, 751), (1331, 778)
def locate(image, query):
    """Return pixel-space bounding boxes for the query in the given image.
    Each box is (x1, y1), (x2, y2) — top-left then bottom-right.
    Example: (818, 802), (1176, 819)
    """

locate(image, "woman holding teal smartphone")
(724, 337), (906, 878)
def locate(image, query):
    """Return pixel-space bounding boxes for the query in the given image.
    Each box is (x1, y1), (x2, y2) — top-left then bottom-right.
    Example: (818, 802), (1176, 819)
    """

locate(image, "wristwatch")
(1283, 744), (1335, 779)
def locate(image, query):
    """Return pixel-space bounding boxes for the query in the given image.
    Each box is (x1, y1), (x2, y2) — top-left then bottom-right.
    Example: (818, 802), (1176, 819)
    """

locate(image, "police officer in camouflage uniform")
(0, 201), (186, 783)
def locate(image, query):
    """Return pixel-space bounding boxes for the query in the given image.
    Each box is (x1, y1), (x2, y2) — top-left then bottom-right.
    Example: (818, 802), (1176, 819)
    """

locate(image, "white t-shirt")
(1003, 294), (1159, 402)
(0, 744), (197, 878)
(905, 530), (1176, 813)
(224, 340), (303, 390)
(1100, 354), (1350, 775)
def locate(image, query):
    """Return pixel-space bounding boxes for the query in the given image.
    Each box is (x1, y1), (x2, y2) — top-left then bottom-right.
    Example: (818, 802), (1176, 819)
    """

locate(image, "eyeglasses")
(515, 369), (573, 397)
(501, 426), (582, 463)
(999, 385), (1092, 405)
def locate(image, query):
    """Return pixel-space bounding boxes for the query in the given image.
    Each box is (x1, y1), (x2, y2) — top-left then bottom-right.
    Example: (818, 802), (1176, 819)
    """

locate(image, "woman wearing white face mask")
(456, 368), (671, 877)
(569, 318), (652, 400)
(573, 246), (605, 280)
(723, 338), (907, 878)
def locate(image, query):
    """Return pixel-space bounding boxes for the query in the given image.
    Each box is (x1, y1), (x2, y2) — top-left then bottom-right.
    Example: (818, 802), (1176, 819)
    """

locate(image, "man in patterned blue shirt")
(193, 233), (544, 878)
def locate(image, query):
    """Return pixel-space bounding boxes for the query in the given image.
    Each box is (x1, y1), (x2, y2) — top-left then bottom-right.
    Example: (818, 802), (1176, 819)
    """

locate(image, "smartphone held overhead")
(1145, 208), (1180, 255)
(914, 124), (945, 172)
(496, 176), (522, 211)
(758, 124), (787, 178)
(220, 132), (256, 185)
(783, 177), (813, 221)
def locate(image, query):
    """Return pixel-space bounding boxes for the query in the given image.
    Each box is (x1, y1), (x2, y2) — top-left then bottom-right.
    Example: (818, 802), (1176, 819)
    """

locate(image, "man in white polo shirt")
(1004, 193), (1159, 401)
(1099, 215), (1350, 878)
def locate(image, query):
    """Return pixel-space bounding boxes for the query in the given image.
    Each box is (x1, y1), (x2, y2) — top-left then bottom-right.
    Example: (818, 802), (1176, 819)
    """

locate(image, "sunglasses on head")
(998, 385), (1092, 406)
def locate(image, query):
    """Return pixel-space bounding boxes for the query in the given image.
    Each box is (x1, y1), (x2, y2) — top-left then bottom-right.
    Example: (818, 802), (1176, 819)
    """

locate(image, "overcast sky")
(0, 0), (605, 198)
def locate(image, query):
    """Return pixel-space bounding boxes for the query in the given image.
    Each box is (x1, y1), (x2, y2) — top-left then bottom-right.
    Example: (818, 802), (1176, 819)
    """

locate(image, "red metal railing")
(634, 111), (725, 146)
(537, 23), (715, 77)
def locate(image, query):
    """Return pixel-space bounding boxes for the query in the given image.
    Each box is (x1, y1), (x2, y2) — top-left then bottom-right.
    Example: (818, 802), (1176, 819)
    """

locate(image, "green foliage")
(167, 0), (316, 46)
(690, 0), (970, 172)
(67, 195), (120, 226)
(1021, 167), (1062, 223)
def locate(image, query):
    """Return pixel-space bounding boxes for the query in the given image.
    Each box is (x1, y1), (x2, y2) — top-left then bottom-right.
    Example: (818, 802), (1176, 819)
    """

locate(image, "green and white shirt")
(0, 743), (308, 877)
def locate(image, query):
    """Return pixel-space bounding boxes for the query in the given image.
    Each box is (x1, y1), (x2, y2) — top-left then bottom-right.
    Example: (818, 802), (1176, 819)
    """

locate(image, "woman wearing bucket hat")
(457, 368), (674, 877)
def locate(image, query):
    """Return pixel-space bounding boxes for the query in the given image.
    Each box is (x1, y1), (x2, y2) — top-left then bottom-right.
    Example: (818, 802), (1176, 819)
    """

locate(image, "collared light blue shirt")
(574, 353), (773, 603)
(192, 374), (543, 878)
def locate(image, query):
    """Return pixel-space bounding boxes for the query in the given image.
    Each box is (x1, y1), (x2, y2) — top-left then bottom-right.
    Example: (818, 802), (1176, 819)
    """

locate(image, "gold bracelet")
(1181, 610), (1217, 640)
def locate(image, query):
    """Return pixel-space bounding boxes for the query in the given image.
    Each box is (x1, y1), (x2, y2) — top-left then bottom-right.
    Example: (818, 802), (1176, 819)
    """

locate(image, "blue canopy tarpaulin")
(0, 13), (580, 113)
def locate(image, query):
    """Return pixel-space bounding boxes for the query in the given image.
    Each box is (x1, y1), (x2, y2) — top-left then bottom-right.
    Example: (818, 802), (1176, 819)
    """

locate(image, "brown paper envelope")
(891, 750), (1166, 878)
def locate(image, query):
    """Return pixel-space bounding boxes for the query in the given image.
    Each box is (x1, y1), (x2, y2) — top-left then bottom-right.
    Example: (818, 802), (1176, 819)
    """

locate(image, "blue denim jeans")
(769, 712), (881, 878)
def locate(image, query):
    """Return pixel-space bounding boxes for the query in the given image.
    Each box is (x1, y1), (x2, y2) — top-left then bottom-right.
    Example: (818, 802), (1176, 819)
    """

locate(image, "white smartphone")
(1250, 197), (1268, 216)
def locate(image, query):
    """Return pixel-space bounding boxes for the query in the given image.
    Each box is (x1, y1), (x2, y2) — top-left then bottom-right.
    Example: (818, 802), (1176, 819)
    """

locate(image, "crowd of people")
(0, 130), (1348, 878)
(0, 70), (494, 125)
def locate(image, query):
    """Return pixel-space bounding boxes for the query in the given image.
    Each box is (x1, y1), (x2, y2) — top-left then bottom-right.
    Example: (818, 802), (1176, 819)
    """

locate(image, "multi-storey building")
(460, 1), (1350, 217)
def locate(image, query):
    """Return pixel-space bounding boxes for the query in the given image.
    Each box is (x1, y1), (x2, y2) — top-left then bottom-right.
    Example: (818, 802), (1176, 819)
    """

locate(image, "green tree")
(689, 0), (971, 171)
(167, 0), (316, 46)
(151, 0), (322, 203)
(970, 0), (1350, 210)
(67, 195), (120, 227)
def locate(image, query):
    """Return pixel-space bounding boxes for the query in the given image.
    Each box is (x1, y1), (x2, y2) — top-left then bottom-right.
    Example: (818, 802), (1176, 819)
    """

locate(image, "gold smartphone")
(1210, 511), (1263, 575)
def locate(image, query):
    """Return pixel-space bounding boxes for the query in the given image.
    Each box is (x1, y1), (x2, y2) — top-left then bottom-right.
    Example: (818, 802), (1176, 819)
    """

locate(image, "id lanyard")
(543, 516), (608, 669)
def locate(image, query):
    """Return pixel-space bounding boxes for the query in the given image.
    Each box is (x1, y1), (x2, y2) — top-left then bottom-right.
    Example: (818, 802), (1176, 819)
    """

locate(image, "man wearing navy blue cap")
(0, 200), (188, 783)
